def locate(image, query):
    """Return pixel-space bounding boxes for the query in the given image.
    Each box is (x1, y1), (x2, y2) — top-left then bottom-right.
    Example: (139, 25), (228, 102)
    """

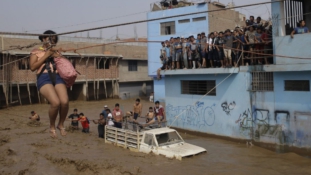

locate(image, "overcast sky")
(0, 0), (271, 39)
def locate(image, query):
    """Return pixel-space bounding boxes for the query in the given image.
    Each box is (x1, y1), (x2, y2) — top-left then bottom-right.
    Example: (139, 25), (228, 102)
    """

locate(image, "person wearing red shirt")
(77, 113), (89, 133)
(154, 101), (166, 127)
(112, 103), (123, 129)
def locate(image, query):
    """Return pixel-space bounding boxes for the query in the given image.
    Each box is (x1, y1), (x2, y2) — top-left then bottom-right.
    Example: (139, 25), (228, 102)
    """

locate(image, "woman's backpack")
(54, 57), (77, 87)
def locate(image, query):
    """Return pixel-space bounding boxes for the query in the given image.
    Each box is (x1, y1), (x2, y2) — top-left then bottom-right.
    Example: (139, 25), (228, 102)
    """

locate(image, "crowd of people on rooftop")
(157, 16), (274, 79)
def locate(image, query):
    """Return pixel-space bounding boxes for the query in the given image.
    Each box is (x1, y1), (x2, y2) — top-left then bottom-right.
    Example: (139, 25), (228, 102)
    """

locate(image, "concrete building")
(149, 0), (311, 155)
(0, 36), (151, 108)
(147, 1), (246, 102)
(119, 56), (153, 100)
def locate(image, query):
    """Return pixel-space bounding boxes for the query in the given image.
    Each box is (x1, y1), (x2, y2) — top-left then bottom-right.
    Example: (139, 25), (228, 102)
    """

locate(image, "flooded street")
(0, 99), (311, 175)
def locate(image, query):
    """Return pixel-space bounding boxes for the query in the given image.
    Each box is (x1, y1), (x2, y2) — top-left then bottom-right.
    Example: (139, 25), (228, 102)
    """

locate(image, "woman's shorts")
(37, 73), (65, 90)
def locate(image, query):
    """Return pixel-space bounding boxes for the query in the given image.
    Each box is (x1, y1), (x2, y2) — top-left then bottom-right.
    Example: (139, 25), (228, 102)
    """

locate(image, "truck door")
(140, 133), (158, 153)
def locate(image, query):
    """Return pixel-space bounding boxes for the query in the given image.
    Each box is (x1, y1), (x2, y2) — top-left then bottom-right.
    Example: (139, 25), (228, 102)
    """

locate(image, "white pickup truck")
(104, 124), (206, 160)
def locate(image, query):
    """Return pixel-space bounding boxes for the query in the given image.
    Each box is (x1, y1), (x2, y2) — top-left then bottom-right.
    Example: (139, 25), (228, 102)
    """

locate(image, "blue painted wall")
(147, 4), (209, 76)
(274, 34), (311, 65)
(165, 73), (253, 140)
(165, 71), (311, 149)
(153, 78), (166, 102)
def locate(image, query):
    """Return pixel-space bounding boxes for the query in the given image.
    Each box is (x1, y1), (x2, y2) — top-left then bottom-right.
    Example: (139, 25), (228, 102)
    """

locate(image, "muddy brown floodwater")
(0, 99), (311, 175)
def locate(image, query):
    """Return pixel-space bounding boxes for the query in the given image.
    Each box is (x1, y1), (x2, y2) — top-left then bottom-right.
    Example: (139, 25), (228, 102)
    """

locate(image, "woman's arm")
(29, 50), (54, 72)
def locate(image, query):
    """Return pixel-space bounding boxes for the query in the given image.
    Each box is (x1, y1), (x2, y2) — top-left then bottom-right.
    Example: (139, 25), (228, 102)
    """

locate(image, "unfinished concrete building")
(0, 36), (151, 108)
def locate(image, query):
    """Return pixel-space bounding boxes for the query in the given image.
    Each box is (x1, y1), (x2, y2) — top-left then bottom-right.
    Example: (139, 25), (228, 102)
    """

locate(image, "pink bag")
(54, 57), (77, 87)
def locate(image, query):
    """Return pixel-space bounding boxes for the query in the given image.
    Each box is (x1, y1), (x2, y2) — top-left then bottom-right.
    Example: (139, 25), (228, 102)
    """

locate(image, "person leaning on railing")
(291, 20), (309, 38)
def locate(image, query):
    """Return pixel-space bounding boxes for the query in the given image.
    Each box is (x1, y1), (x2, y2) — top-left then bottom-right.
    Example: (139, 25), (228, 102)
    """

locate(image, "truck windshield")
(156, 131), (183, 146)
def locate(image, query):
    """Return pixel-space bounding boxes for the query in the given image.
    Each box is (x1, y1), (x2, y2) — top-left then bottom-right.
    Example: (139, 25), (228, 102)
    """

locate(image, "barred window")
(128, 60), (138, 71)
(160, 21), (175, 35)
(193, 16), (206, 22)
(178, 19), (190, 24)
(19, 57), (30, 70)
(181, 80), (216, 96)
(96, 58), (110, 69)
(285, 80), (310, 91)
(251, 72), (274, 91)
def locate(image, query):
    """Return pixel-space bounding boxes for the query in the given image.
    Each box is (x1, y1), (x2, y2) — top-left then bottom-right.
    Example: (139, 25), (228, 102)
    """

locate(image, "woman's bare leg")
(55, 84), (69, 135)
(39, 84), (60, 138)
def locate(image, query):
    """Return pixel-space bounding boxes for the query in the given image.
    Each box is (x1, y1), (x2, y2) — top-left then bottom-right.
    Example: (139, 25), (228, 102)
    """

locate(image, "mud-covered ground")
(0, 99), (311, 175)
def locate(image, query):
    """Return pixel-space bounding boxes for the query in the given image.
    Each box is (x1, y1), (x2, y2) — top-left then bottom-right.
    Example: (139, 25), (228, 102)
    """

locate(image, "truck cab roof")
(143, 127), (176, 135)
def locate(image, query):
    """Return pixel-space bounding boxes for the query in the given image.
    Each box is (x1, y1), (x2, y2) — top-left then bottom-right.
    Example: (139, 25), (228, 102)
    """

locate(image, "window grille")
(285, 80), (310, 91)
(96, 58), (110, 69)
(178, 19), (190, 23)
(193, 16), (206, 22)
(284, 0), (304, 28)
(251, 72), (274, 91)
(160, 21), (175, 35)
(128, 60), (138, 71)
(19, 57), (30, 70)
(181, 80), (216, 96)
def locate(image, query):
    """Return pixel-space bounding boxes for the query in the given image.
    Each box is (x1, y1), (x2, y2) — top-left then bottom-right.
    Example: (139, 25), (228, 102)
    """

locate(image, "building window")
(128, 60), (137, 71)
(285, 80), (310, 91)
(19, 58), (30, 70)
(284, 0), (304, 35)
(251, 72), (274, 91)
(160, 21), (175, 35)
(96, 58), (110, 69)
(181, 80), (216, 96)
(178, 19), (190, 24)
(193, 17), (206, 22)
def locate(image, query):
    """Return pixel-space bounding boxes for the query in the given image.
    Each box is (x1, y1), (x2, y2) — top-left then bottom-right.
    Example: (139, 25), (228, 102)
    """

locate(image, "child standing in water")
(106, 109), (114, 126)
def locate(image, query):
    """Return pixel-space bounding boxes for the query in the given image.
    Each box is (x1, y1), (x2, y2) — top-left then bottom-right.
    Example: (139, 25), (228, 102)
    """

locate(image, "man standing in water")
(112, 103), (123, 129)
(133, 98), (142, 121)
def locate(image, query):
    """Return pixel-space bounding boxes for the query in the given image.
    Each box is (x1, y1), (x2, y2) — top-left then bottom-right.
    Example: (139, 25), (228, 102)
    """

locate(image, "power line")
(26, 10), (149, 33)
(0, 0), (283, 37)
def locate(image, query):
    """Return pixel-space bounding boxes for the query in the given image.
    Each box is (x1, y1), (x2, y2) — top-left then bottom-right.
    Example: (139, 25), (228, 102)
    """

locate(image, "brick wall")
(208, 4), (245, 33)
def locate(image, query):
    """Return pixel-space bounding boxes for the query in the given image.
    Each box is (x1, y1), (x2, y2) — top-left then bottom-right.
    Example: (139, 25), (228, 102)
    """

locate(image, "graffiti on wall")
(235, 108), (311, 147)
(221, 101), (236, 115)
(166, 101), (216, 129)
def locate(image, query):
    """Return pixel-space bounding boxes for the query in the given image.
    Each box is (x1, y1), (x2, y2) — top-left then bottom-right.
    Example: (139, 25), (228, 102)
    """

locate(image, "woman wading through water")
(30, 30), (69, 138)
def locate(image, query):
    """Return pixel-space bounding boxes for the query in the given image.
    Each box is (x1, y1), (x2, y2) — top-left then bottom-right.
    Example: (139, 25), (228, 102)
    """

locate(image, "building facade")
(150, 0), (311, 155)
(147, 1), (245, 102)
(0, 36), (151, 108)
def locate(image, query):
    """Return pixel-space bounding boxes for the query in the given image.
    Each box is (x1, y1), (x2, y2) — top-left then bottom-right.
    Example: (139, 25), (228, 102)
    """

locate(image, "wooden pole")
(103, 58), (107, 99)
(111, 58), (114, 98)
(15, 61), (22, 105)
(86, 57), (89, 100)
(93, 57), (96, 100)
(97, 58), (102, 100)
(115, 57), (121, 98)
(3, 53), (9, 107)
